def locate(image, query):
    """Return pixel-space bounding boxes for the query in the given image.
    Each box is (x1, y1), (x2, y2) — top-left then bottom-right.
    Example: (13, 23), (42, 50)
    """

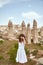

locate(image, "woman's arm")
(25, 38), (28, 44)
(23, 37), (28, 44)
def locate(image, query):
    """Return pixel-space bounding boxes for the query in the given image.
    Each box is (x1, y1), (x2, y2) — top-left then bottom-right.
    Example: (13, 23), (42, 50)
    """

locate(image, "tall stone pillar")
(21, 20), (26, 35)
(8, 20), (14, 39)
(32, 20), (38, 44)
(26, 23), (31, 44)
(40, 26), (43, 41)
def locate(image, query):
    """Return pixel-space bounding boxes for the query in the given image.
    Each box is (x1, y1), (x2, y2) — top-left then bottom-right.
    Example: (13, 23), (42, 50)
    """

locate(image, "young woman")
(16, 34), (28, 65)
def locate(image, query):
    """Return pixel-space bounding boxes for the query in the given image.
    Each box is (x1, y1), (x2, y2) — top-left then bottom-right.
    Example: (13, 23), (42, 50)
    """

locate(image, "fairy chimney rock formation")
(21, 20), (26, 35)
(27, 23), (31, 44)
(32, 19), (38, 43)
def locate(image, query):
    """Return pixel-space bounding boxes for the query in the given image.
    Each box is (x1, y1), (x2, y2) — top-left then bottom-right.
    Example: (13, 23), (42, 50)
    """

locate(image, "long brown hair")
(19, 34), (28, 43)
(19, 34), (25, 42)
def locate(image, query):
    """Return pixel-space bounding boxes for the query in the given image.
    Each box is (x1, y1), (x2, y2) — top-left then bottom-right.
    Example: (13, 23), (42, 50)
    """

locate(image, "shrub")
(36, 43), (41, 46)
(31, 49), (38, 56)
(0, 54), (3, 60)
(37, 63), (43, 65)
(40, 41), (43, 45)
(0, 40), (3, 44)
(7, 43), (18, 63)
(25, 46), (30, 56)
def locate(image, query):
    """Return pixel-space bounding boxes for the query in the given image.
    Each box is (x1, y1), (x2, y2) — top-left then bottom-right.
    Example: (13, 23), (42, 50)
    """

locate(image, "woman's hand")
(22, 37), (28, 44)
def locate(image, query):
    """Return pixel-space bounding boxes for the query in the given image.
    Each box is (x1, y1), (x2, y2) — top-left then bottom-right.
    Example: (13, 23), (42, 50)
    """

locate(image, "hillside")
(0, 39), (43, 65)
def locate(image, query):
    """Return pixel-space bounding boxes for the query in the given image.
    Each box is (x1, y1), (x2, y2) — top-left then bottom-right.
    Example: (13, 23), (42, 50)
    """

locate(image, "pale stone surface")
(32, 20), (38, 43)
(37, 57), (43, 64)
(40, 26), (43, 41)
(26, 23), (31, 44)
(21, 20), (26, 35)
(0, 19), (43, 44)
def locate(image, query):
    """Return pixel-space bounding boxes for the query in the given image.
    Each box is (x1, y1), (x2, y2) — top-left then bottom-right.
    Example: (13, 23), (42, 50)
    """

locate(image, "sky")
(0, 0), (43, 28)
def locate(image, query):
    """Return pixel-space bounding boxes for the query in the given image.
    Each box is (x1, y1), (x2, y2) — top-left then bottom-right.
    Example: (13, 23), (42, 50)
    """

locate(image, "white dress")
(16, 42), (27, 63)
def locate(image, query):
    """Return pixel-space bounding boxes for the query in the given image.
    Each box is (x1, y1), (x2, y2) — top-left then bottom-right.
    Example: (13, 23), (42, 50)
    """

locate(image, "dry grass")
(0, 40), (43, 65)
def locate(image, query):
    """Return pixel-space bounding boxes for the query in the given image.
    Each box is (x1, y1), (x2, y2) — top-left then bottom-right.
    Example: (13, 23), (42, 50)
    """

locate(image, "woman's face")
(20, 36), (25, 42)
(20, 36), (23, 39)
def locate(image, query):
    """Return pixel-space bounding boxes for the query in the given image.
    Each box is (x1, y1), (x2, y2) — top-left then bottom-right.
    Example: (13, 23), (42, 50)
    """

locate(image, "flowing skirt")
(16, 47), (27, 63)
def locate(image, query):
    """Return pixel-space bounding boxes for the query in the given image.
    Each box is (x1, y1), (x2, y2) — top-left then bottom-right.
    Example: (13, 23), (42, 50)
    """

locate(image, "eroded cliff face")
(0, 20), (43, 44)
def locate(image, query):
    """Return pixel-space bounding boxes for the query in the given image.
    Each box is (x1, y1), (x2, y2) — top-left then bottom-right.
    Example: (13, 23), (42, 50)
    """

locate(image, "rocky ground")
(0, 39), (43, 65)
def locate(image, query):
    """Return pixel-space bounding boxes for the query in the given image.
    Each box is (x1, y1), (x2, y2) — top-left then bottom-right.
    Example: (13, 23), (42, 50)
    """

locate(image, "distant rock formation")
(0, 19), (43, 44)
